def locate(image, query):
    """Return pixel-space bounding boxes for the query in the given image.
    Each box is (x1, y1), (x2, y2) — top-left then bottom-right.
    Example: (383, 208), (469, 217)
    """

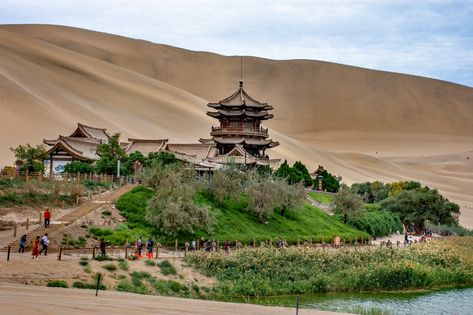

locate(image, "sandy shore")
(0, 283), (345, 315)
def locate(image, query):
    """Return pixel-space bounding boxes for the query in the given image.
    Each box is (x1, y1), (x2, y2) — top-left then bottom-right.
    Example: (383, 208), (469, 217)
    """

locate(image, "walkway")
(2, 184), (135, 251)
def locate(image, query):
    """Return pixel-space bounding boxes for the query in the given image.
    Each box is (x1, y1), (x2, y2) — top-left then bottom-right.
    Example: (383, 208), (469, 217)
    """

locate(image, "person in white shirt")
(39, 233), (49, 256)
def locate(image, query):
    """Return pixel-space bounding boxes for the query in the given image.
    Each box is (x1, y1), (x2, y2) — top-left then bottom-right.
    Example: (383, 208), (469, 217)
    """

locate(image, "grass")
(103, 263), (117, 272)
(158, 260), (177, 275)
(91, 186), (367, 246)
(307, 191), (334, 204)
(187, 237), (473, 296)
(116, 271), (191, 297)
(118, 258), (129, 271)
(47, 280), (68, 288)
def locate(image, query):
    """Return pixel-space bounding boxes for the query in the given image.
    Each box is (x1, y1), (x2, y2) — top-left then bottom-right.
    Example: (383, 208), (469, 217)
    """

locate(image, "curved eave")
(48, 141), (90, 161)
(207, 111), (273, 120)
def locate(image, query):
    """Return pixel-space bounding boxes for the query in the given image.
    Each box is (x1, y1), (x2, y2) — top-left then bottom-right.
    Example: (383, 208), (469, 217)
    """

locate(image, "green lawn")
(307, 191), (334, 204)
(91, 186), (367, 246)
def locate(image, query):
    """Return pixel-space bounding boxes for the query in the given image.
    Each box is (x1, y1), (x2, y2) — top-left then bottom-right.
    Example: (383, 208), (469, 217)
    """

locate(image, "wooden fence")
(0, 171), (134, 183)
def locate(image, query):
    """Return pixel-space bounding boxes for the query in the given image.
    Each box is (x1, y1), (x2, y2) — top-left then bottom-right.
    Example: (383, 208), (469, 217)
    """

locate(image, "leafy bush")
(64, 161), (95, 174)
(94, 255), (113, 261)
(102, 263), (117, 272)
(336, 204), (403, 237)
(73, 281), (106, 290)
(47, 280), (68, 288)
(118, 258), (129, 271)
(158, 260), (177, 275)
(145, 260), (156, 266)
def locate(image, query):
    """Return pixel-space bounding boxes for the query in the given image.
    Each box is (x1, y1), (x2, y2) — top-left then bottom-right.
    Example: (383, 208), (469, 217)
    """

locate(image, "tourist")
(199, 238), (205, 251)
(19, 234), (27, 253)
(386, 239), (392, 247)
(404, 233), (409, 245)
(211, 240), (217, 252)
(146, 238), (154, 258)
(44, 209), (51, 228)
(135, 236), (144, 257)
(39, 233), (49, 256)
(191, 239), (196, 252)
(99, 238), (106, 256)
(224, 240), (231, 253)
(32, 236), (40, 259)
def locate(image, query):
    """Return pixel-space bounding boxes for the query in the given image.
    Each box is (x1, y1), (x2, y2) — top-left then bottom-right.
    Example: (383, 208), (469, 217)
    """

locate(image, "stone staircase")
(306, 195), (334, 214)
(4, 184), (135, 252)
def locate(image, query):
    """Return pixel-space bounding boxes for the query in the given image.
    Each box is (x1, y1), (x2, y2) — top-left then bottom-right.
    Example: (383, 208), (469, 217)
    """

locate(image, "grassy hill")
(90, 186), (367, 246)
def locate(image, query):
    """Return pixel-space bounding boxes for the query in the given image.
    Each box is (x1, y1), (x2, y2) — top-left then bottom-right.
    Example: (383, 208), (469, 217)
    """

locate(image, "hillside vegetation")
(91, 186), (367, 246)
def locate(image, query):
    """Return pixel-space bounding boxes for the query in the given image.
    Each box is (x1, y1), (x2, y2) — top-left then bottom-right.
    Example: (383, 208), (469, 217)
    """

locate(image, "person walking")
(136, 237), (143, 258)
(19, 234), (27, 253)
(44, 209), (51, 228)
(99, 238), (106, 256)
(191, 240), (196, 252)
(32, 236), (40, 259)
(146, 238), (154, 258)
(39, 233), (49, 256)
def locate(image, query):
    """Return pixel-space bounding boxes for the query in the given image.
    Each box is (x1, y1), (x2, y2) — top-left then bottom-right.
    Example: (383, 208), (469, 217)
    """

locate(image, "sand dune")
(0, 24), (472, 226)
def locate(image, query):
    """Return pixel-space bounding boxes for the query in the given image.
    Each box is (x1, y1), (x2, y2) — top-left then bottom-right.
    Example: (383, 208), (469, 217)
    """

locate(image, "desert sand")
(0, 24), (472, 226)
(0, 283), (344, 315)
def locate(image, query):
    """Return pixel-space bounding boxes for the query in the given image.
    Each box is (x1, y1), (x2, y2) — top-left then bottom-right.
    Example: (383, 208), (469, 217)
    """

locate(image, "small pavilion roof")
(213, 137), (279, 147)
(69, 123), (109, 141)
(207, 81), (273, 110)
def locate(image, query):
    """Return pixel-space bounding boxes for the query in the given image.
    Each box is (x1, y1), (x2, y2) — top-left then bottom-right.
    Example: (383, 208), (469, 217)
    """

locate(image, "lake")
(240, 287), (473, 315)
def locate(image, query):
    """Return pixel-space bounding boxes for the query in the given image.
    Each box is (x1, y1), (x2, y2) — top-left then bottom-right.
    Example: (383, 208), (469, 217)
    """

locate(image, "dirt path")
(0, 283), (346, 315)
(1, 184), (135, 250)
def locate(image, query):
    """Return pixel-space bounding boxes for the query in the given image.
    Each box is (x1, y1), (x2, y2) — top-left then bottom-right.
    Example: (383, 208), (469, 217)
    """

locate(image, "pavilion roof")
(164, 143), (218, 161)
(69, 123), (109, 141)
(47, 136), (100, 160)
(207, 110), (273, 120)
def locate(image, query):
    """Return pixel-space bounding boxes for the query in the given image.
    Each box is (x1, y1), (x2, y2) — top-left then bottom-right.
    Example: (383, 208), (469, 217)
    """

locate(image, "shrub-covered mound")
(187, 237), (473, 296)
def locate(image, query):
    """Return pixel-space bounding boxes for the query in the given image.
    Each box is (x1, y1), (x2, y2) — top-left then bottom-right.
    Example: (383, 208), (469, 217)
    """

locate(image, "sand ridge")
(0, 24), (472, 227)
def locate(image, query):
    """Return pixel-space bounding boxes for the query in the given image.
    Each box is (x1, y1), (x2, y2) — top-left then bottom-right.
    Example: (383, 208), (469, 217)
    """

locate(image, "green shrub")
(118, 258), (129, 271)
(79, 260), (89, 266)
(73, 282), (106, 290)
(47, 280), (68, 288)
(102, 264), (117, 272)
(102, 210), (112, 216)
(94, 255), (113, 261)
(145, 260), (156, 266)
(158, 260), (177, 275)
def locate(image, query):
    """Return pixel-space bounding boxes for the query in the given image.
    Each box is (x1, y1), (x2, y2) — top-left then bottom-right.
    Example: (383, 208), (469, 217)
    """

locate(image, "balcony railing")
(211, 126), (269, 137)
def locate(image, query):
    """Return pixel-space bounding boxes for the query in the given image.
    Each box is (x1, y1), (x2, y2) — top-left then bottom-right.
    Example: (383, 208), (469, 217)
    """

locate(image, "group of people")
(133, 237), (156, 258)
(30, 233), (49, 259)
(17, 208), (52, 259)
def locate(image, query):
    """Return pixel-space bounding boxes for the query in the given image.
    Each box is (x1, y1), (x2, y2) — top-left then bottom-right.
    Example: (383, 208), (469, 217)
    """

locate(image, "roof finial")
(239, 80), (243, 88)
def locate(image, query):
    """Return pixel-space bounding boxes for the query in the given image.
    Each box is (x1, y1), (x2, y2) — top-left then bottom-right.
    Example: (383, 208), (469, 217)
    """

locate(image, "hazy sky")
(2, 0), (473, 87)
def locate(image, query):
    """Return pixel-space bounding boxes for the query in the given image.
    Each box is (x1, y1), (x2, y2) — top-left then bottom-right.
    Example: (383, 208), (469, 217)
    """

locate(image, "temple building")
(204, 80), (279, 158)
(43, 81), (280, 174)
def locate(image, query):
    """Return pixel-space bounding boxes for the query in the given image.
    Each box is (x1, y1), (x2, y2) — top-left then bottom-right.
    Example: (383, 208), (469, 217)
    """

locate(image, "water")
(242, 287), (473, 315)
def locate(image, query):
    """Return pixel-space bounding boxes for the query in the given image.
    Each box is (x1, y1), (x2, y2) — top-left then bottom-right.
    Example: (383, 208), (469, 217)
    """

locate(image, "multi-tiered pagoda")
(205, 81), (279, 160)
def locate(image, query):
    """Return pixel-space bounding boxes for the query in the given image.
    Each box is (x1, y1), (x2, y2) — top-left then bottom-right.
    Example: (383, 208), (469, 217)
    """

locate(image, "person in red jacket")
(32, 236), (40, 259)
(44, 209), (51, 228)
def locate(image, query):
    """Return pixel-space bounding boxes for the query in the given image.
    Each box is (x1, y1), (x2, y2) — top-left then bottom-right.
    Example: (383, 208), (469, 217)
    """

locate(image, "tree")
(333, 188), (364, 223)
(274, 178), (306, 217)
(125, 151), (146, 174)
(316, 169), (340, 193)
(145, 164), (212, 236)
(246, 174), (281, 223)
(95, 133), (127, 175)
(381, 188), (460, 232)
(207, 164), (244, 206)
(275, 160), (312, 186)
(10, 143), (48, 173)
(146, 151), (179, 167)
(64, 161), (95, 174)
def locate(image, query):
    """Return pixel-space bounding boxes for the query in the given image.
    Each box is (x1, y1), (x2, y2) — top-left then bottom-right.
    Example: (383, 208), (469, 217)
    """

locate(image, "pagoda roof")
(125, 138), (168, 156)
(213, 137), (279, 148)
(207, 81), (273, 110)
(47, 136), (100, 160)
(207, 110), (273, 120)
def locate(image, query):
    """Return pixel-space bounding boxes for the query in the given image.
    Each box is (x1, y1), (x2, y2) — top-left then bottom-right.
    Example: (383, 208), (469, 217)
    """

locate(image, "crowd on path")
(15, 209), (53, 259)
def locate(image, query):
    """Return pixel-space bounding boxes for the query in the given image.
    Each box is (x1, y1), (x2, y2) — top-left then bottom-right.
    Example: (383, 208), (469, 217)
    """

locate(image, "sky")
(1, 0), (473, 87)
